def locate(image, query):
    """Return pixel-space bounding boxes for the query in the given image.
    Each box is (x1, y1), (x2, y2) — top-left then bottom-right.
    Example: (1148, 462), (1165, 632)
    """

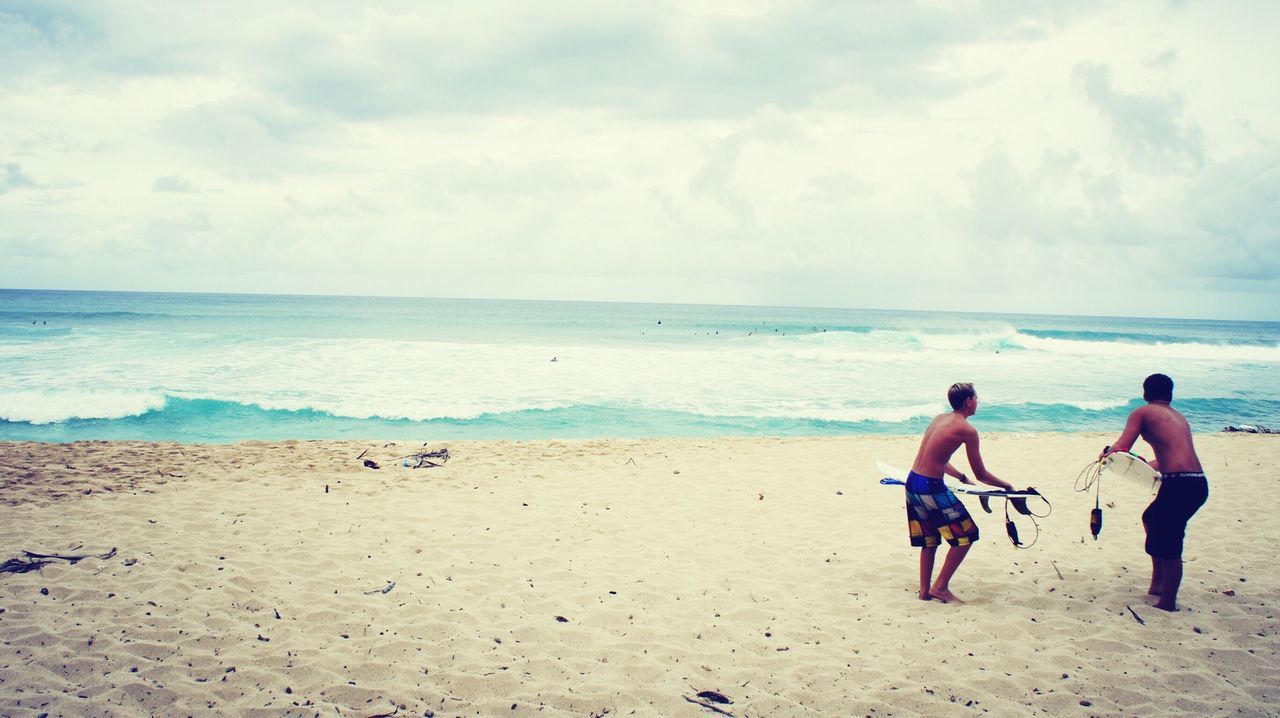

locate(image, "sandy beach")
(1, 433), (1277, 717)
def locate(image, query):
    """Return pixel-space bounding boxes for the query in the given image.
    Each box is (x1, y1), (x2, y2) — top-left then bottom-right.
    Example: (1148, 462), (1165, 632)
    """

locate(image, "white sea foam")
(1055, 398), (1132, 412)
(756, 403), (943, 423)
(1010, 334), (1280, 361)
(0, 389), (167, 424)
(2, 318), (1277, 428)
(785, 324), (1279, 353)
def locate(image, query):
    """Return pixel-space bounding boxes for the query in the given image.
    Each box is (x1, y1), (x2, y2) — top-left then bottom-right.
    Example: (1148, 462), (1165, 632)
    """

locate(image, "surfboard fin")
(1008, 486), (1039, 514)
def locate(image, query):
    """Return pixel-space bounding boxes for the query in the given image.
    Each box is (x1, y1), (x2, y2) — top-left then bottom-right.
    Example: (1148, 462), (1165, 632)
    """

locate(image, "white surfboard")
(876, 460), (1037, 498)
(876, 460), (908, 481)
(1099, 450), (1160, 484)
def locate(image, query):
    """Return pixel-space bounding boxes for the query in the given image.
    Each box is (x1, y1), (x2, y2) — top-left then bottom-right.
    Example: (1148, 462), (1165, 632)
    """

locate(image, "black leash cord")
(1076, 453), (1106, 540)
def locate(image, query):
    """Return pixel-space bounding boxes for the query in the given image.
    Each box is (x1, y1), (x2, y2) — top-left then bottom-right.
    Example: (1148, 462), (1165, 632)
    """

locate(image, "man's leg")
(1148, 556), (1163, 595)
(1154, 558), (1182, 611)
(929, 543), (971, 603)
(919, 546), (938, 600)
(1154, 480), (1207, 611)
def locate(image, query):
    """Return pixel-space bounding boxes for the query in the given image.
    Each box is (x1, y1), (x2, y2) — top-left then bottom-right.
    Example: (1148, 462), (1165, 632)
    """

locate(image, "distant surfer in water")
(906, 382), (1015, 603)
(1101, 373), (1208, 611)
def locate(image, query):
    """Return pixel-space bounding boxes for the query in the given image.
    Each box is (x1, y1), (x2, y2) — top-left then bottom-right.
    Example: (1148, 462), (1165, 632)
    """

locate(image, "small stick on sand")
(1127, 605), (1146, 625)
(1051, 560), (1064, 580)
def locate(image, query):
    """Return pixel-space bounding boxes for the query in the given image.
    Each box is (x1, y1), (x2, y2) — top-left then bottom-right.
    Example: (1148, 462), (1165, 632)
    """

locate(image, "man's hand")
(959, 473), (975, 485)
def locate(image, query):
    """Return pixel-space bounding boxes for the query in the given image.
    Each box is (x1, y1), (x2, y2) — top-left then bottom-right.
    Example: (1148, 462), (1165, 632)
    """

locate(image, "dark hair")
(948, 382), (975, 410)
(1143, 373), (1174, 402)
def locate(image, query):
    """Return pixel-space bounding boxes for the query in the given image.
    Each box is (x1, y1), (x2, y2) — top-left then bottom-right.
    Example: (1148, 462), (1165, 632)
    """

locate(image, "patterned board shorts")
(905, 471), (980, 548)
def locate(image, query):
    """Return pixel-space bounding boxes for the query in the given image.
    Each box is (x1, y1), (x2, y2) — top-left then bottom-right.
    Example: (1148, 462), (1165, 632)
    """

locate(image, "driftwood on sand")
(355, 445), (450, 470)
(400, 448), (450, 469)
(0, 547), (118, 575)
(1224, 425), (1275, 434)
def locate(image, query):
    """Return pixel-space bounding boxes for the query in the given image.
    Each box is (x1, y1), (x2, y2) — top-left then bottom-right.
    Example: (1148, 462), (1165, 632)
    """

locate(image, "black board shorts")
(1142, 472), (1209, 559)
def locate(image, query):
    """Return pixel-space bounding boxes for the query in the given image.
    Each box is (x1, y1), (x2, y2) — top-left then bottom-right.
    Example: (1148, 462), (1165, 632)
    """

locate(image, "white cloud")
(1073, 62), (1204, 171)
(1186, 148), (1280, 282)
(0, 1), (1278, 319)
(0, 162), (35, 194)
(152, 175), (197, 193)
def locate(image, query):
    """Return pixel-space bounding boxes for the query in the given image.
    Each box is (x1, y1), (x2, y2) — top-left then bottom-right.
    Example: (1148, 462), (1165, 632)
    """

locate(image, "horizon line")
(1, 285), (1276, 326)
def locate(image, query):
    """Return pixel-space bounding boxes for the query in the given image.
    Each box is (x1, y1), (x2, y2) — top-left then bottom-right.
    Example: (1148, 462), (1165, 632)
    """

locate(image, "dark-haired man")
(1103, 373), (1209, 611)
(906, 382), (1015, 603)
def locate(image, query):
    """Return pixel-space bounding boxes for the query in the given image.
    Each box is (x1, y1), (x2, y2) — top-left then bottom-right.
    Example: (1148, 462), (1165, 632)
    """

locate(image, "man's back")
(912, 412), (971, 478)
(1137, 403), (1203, 473)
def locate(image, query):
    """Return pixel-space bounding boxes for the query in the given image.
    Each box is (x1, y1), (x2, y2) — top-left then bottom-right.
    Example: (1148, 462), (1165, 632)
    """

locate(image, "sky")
(1, 1), (1279, 321)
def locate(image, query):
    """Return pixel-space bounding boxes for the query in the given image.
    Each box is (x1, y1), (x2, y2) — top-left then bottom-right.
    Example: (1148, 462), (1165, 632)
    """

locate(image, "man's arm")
(943, 463), (974, 484)
(1103, 409), (1145, 458)
(963, 430), (1015, 490)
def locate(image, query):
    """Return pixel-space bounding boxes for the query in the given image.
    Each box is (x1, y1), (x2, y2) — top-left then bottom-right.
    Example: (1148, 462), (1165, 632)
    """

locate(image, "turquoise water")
(2, 289), (1278, 442)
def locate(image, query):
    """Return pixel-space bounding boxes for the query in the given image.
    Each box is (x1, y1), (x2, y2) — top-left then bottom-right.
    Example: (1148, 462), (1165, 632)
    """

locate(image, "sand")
(1, 434), (1277, 717)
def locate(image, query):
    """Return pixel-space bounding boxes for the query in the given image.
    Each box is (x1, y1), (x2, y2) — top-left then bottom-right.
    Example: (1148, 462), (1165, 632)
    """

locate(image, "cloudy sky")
(2, 1), (1278, 320)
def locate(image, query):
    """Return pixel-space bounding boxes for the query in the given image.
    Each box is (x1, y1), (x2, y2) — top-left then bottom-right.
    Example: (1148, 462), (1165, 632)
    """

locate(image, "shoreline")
(2, 434), (1277, 715)
(0, 429), (1164, 449)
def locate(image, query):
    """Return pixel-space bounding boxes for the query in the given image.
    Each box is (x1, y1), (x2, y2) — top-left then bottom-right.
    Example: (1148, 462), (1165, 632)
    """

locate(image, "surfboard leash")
(1075, 450), (1107, 540)
(976, 488), (1051, 549)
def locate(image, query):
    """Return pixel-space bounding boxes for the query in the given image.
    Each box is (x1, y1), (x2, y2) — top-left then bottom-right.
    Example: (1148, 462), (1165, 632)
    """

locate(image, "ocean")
(1, 289), (1277, 443)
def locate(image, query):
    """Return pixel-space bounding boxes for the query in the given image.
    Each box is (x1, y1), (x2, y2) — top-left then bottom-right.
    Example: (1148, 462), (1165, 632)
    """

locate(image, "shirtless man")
(906, 382), (1015, 603)
(1103, 373), (1209, 611)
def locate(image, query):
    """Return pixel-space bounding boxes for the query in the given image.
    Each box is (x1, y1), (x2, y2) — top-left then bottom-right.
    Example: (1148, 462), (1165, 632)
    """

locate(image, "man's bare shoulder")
(1128, 404), (1157, 422)
(1151, 403), (1192, 429)
(938, 413), (976, 439)
(1133, 403), (1185, 425)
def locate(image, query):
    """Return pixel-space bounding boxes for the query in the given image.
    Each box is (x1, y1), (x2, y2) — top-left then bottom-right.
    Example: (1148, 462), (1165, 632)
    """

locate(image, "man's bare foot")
(1154, 600), (1177, 612)
(919, 592), (933, 601)
(929, 588), (964, 604)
